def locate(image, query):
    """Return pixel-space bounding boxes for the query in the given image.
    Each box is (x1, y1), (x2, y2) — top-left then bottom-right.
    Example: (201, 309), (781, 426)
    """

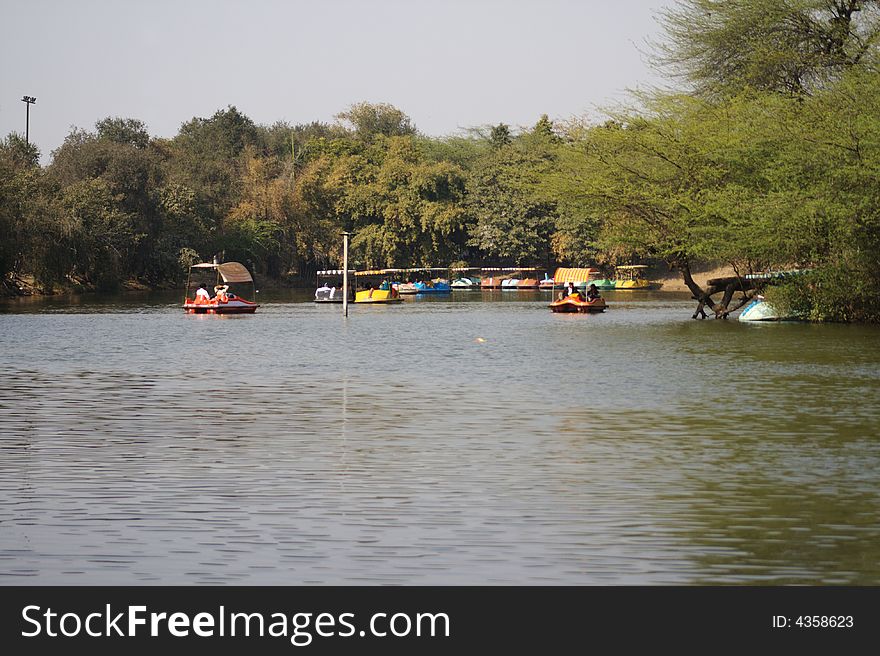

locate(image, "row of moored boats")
(180, 262), (663, 315)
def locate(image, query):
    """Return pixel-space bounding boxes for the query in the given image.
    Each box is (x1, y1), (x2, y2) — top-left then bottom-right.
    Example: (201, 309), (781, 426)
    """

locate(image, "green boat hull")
(582, 279), (616, 290)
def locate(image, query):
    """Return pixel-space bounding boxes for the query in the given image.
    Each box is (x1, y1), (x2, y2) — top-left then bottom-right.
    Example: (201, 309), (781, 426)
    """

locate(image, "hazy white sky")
(1, 0), (669, 163)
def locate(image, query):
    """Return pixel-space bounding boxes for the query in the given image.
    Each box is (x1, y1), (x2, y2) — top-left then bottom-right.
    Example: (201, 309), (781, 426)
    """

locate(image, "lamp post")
(341, 231), (351, 317)
(21, 96), (36, 145)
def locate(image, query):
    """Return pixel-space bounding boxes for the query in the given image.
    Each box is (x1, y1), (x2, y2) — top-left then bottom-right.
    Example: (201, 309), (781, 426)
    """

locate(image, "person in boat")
(213, 284), (229, 302)
(586, 284), (600, 301)
(564, 282), (576, 298)
(379, 279), (390, 291)
(195, 284), (211, 303)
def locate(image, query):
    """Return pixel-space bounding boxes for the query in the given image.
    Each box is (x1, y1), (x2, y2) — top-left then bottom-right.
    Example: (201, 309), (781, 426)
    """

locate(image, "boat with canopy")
(614, 265), (660, 290)
(450, 266), (482, 289)
(353, 269), (404, 303)
(548, 267), (608, 313)
(183, 261), (259, 314)
(514, 267), (541, 289)
(394, 267), (452, 294)
(480, 266), (542, 289)
(314, 269), (354, 303)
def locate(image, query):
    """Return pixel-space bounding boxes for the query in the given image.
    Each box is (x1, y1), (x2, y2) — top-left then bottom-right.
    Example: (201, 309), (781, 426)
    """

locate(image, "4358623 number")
(795, 615), (853, 628)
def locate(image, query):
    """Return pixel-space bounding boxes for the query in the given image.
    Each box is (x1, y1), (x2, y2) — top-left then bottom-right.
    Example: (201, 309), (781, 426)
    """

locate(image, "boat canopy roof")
(553, 267), (600, 282)
(355, 267), (451, 276)
(317, 269), (356, 276)
(481, 266), (539, 272)
(190, 261), (253, 283)
(356, 268), (408, 277)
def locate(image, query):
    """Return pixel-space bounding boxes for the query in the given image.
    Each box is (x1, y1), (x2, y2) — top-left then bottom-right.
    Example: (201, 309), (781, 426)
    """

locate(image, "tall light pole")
(341, 231), (351, 318)
(21, 96), (36, 145)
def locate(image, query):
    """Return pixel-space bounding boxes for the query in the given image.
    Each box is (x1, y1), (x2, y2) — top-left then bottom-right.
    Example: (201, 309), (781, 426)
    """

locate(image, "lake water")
(1, 289), (879, 584)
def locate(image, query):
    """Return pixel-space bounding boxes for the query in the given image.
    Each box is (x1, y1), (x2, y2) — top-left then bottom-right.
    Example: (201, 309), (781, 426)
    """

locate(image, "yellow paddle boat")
(614, 265), (661, 290)
(353, 269), (403, 304)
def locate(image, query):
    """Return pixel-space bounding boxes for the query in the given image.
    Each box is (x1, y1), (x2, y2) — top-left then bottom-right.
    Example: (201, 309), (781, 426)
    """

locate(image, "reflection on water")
(1, 289), (879, 584)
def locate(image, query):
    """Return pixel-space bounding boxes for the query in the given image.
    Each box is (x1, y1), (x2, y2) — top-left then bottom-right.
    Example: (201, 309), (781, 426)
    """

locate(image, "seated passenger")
(214, 284), (229, 302)
(195, 284), (211, 303)
(586, 284), (600, 301)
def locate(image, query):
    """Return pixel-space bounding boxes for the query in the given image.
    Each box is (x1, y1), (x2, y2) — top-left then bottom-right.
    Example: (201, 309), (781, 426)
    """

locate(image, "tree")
(223, 150), (291, 276)
(335, 102), (417, 140)
(763, 67), (880, 321)
(489, 123), (512, 148)
(96, 118), (150, 149)
(654, 0), (880, 96)
(51, 178), (139, 289)
(167, 106), (260, 231)
(48, 119), (172, 283)
(0, 135), (41, 287)
(548, 94), (782, 316)
(531, 114), (559, 142)
(331, 136), (469, 268)
(466, 145), (555, 265)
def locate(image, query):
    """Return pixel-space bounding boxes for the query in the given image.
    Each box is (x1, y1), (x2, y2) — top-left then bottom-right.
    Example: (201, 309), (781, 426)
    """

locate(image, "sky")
(0, 0), (669, 163)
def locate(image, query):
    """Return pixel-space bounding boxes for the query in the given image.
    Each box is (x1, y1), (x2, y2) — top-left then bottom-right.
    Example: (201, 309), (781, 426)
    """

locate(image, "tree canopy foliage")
(654, 0), (880, 96)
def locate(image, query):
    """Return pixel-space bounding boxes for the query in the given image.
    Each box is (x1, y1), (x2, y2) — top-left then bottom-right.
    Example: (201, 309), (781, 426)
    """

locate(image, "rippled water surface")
(1, 289), (879, 584)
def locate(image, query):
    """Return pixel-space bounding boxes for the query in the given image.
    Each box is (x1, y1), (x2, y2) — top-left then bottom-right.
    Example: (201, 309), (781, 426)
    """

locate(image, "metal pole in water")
(341, 231), (351, 317)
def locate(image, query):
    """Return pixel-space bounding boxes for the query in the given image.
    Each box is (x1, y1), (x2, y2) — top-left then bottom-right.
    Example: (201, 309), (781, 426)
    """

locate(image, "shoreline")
(652, 265), (736, 293)
(2, 265), (734, 299)
(0, 275), (310, 299)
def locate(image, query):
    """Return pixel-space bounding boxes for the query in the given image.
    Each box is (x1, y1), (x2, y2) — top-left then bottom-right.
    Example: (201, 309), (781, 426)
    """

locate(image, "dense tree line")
(0, 101), (563, 294)
(2, 0), (879, 321)
(0, 102), (561, 292)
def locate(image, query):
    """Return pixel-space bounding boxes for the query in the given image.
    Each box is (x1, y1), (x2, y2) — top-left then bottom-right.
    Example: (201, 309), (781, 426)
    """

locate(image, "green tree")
(52, 178), (139, 289)
(223, 151), (291, 276)
(48, 119), (172, 283)
(531, 114), (559, 142)
(655, 0), (880, 96)
(338, 136), (469, 267)
(489, 123), (512, 148)
(96, 117), (151, 149)
(466, 145), (555, 265)
(0, 134), (41, 286)
(167, 106), (260, 231)
(335, 102), (417, 140)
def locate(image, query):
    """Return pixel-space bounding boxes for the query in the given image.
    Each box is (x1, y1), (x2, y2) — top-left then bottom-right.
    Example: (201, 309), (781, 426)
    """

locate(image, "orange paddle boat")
(549, 291), (607, 313)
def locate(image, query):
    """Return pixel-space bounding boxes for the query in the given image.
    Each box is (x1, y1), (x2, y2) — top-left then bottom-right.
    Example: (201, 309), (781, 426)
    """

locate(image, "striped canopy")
(552, 267), (600, 283)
